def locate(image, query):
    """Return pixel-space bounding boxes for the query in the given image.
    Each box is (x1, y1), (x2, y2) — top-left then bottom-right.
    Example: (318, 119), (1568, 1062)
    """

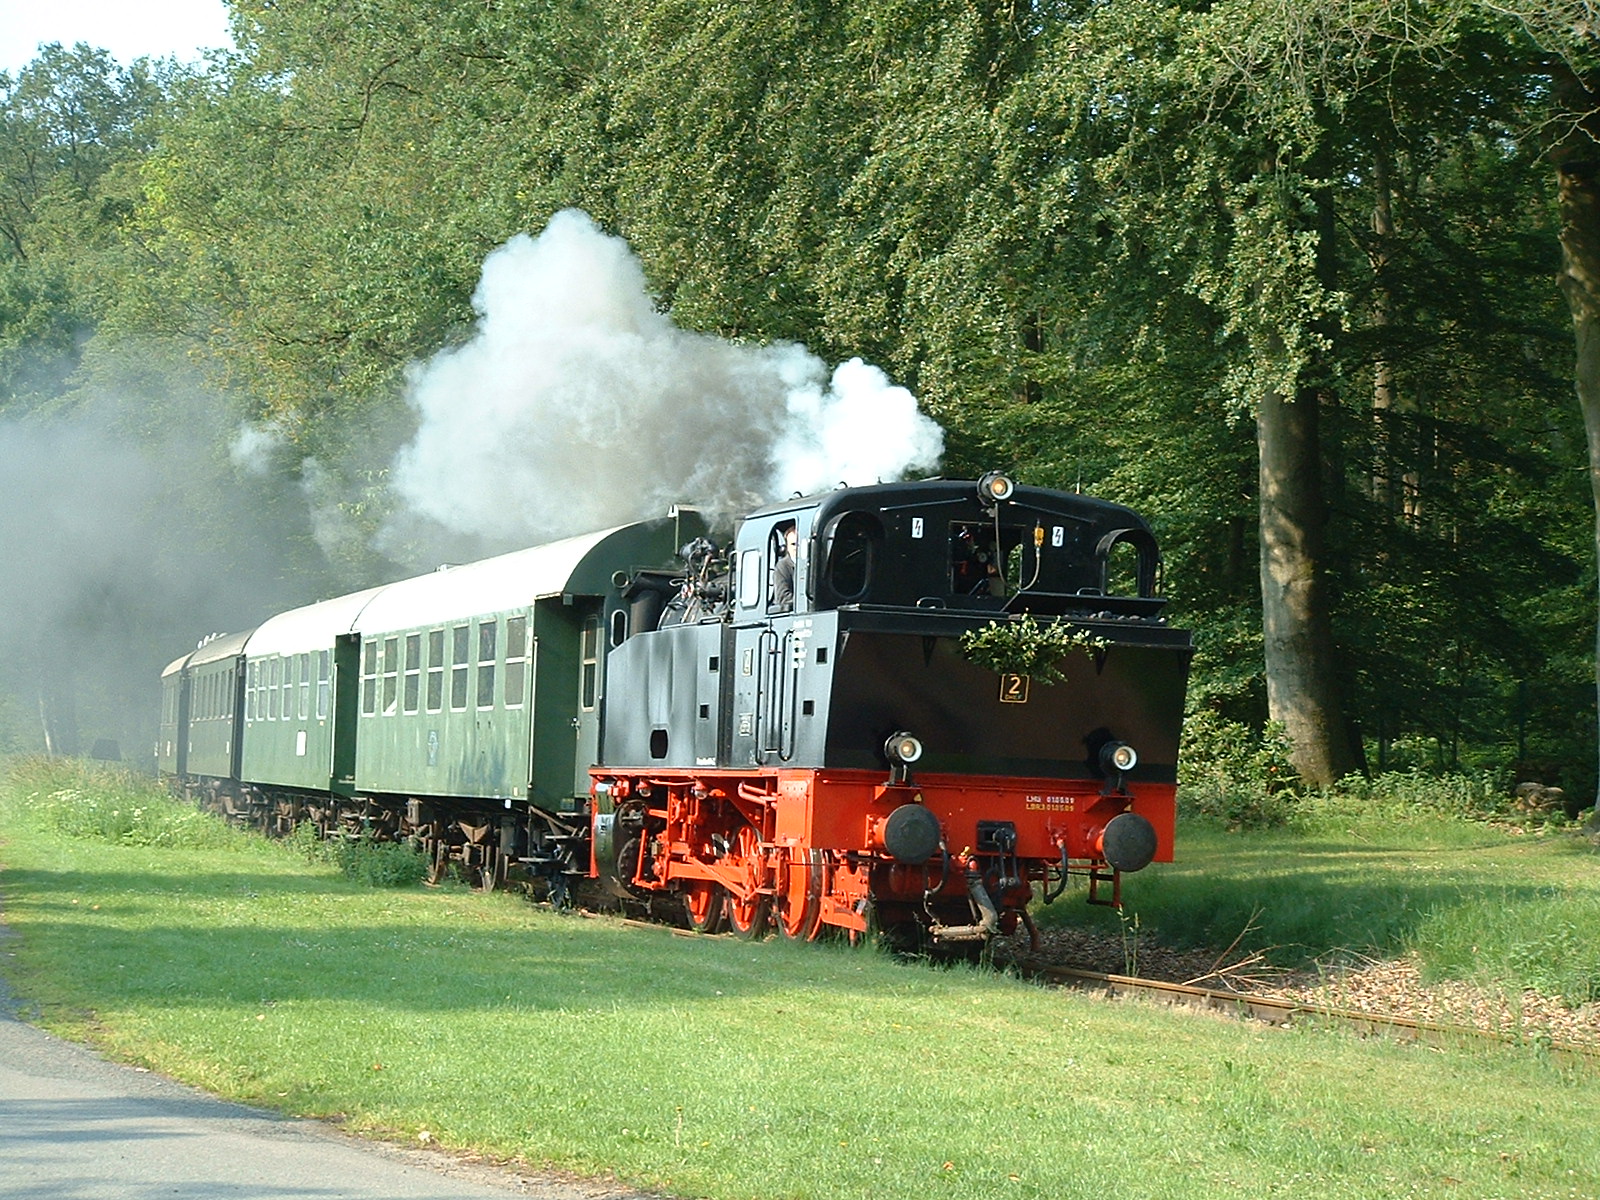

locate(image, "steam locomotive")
(159, 474), (1191, 947)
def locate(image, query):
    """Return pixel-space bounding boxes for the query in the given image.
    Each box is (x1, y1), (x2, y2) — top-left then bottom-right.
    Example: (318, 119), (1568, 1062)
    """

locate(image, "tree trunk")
(1258, 375), (1362, 787)
(1551, 64), (1600, 820)
(1369, 146), (1420, 523)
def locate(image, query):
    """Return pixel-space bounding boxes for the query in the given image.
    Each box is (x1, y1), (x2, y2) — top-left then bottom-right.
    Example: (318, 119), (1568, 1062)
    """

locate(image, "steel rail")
(602, 914), (1595, 1066)
(1034, 964), (1599, 1067)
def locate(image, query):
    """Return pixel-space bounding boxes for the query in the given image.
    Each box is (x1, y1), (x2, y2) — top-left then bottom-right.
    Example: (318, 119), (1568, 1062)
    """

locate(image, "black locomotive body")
(593, 475), (1191, 942)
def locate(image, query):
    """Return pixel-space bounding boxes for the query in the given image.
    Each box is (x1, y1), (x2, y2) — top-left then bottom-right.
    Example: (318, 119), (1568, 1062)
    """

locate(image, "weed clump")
(288, 820), (428, 888)
(0, 757), (242, 850)
(1177, 714), (1519, 831)
(1, 758), (426, 888)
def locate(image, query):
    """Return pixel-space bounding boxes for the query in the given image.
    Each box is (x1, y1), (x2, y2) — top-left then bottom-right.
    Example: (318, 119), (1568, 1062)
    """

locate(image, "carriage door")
(572, 608), (603, 792)
(331, 633), (361, 797)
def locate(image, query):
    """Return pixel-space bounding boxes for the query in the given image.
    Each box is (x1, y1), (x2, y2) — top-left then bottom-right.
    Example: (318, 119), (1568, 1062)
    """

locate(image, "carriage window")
(403, 633), (422, 713)
(426, 629), (445, 712)
(477, 619), (497, 708)
(451, 624), (470, 710)
(382, 636), (400, 714)
(361, 640), (378, 716)
(269, 657), (282, 720)
(580, 616), (599, 709)
(246, 662), (257, 722)
(298, 653), (311, 720)
(826, 512), (878, 600)
(281, 655), (293, 719)
(316, 651), (330, 719)
(504, 616), (528, 708)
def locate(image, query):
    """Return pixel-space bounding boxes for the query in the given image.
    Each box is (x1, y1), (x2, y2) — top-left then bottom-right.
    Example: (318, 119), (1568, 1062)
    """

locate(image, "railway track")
(610, 912), (1595, 1066)
(1033, 964), (1599, 1068)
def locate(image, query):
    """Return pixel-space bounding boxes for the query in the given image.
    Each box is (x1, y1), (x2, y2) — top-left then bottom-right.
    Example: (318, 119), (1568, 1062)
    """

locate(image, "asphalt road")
(0, 959), (647, 1200)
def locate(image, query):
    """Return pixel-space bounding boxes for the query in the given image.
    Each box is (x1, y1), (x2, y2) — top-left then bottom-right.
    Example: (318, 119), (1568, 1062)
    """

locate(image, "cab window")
(826, 512), (878, 600)
(769, 521), (798, 612)
(737, 549), (763, 609)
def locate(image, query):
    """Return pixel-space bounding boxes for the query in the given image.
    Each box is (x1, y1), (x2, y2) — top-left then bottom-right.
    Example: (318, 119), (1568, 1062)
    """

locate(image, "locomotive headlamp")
(885, 731), (924, 764)
(977, 471), (1016, 504)
(1100, 740), (1138, 775)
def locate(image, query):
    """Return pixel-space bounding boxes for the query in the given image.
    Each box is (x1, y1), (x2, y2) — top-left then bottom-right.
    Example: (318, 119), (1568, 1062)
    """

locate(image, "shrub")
(1176, 710), (1299, 829)
(1319, 768), (1510, 823)
(330, 836), (429, 888)
(289, 820), (428, 888)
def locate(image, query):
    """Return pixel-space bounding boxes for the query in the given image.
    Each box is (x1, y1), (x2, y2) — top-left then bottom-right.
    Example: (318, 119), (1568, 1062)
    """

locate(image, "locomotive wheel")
(775, 848), (822, 941)
(726, 892), (769, 939)
(724, 825), (769, 940)
(684, 880), (726, 933)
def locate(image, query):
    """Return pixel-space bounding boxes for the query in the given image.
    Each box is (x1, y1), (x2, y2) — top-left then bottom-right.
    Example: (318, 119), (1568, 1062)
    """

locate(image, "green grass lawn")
(1, 760), (1596, 1200)
(1038, 799), (1600, 1003)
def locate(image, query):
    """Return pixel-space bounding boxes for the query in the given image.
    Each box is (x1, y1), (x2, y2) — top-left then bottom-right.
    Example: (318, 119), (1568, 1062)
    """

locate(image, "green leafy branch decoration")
(959, 614), (1107, 686)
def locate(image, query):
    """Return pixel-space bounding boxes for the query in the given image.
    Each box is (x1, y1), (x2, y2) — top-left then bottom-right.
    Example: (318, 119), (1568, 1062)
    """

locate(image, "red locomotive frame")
(592, 764), (1175, 945)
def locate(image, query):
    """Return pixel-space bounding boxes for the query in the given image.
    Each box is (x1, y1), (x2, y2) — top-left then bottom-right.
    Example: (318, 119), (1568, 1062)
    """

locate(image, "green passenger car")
(179, 630), (251, 781)
(239, 587), (385, 796)
(158, 653), (189, 776)
(350, 514), (698, 811)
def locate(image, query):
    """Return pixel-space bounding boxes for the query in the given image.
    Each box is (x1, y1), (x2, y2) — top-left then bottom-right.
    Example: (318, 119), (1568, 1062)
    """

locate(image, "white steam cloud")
(228, 419), (287, 476)
(387, 209), (942, 546)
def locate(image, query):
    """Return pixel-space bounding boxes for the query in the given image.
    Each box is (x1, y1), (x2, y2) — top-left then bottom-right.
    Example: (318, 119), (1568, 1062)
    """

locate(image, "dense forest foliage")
(1, 2), (1596, 807)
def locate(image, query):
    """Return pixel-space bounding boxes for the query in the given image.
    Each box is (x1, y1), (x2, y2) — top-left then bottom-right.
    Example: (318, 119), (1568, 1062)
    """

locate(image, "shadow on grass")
(0, 863), (881, 1016)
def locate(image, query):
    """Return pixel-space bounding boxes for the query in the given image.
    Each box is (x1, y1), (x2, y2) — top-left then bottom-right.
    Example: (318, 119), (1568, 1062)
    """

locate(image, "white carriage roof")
(244, 586), (386, 658)
(186, 628), (255, 668)
(352, 523), (641, 636)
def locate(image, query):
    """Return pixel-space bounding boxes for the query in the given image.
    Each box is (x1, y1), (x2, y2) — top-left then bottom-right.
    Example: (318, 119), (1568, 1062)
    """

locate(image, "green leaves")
(0, 3), (1591, 789)
(958, 613), (1107, 686)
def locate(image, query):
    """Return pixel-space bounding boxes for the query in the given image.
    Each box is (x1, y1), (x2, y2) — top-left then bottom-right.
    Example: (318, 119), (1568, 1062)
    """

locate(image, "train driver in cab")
(772, 522), (798, 612)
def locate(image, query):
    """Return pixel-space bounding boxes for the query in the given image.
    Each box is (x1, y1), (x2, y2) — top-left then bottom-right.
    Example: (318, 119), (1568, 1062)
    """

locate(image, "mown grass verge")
(1037, 780), (1600, 1006)
(0, 758), (1596, 1200)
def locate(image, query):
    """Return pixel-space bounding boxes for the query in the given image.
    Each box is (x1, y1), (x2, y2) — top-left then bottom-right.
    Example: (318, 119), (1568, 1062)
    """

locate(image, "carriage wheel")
(425, 824), (451, 886)
(477, 846), (507, 892)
